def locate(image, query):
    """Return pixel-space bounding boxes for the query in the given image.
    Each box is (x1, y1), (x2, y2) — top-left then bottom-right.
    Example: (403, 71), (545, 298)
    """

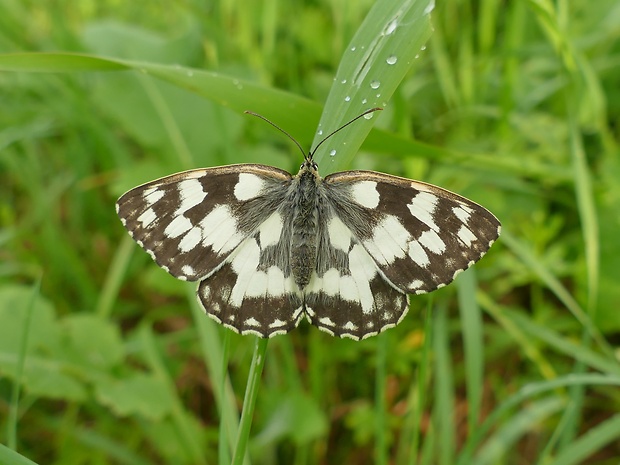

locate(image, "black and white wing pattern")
(117, 164), (305, 336)
(117, 161), (500, 340)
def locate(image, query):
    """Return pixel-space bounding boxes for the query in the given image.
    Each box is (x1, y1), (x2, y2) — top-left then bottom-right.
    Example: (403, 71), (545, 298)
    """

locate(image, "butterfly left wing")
(117, 164), (309, 338)
(116, 164), (292, 281)
(322, 170), (501, 296)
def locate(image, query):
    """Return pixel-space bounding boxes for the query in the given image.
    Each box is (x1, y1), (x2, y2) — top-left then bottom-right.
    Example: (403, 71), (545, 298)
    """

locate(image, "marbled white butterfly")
(116, 109), (500, 340)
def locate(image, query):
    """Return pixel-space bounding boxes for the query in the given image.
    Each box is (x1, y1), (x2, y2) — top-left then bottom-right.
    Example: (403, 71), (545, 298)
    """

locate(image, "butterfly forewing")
(116, 164), (291, 281)
(323, 170), (501, 295)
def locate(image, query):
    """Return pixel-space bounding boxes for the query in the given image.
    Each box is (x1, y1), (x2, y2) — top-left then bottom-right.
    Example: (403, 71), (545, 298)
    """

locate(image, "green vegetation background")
(1, 0), (620, 464)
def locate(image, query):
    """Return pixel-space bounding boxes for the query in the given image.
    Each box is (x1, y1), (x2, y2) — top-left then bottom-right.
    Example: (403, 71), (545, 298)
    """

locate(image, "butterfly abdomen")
(290, 167), (321, 289)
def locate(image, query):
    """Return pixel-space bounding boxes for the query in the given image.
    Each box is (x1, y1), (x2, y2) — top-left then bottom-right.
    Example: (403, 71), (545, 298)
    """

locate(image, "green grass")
(1, 0), (620, 464)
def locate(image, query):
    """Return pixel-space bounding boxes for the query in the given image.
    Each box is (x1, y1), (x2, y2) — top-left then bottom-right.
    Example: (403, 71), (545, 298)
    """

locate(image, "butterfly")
(116, 109), (500, 340)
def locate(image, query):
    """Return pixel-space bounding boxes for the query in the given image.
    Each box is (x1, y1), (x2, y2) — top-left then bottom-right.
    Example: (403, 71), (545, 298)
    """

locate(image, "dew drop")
(341, 79), (347, 84)
(415, 54), (420, 59)
(424, 0), (435, 15)
(344, 96), (351, 102)
(386, 55), (397, 65)
(318, 129), (323, 136)
(329, 149), (337, 157)
(351, 46), (357, 52)
(370, 80), (380, 89)
(385, 19), (398, 35)
(362, 98), (368, 104)
(363, 113), (374, 120)
(421, 45), (427, 51)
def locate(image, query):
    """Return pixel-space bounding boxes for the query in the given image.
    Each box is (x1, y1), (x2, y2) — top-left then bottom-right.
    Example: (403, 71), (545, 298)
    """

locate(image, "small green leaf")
(252, 392), (328, 447)
(96, 373), (174, 419)
(61, 314), (124, 369)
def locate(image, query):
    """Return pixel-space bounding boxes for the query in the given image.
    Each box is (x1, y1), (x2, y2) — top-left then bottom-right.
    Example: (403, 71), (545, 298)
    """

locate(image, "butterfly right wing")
(323, 170), (501, 295)
(116, 164), (292, 282)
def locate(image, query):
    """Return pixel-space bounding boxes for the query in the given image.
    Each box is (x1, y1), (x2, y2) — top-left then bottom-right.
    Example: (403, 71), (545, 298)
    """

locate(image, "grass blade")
(457, 269), (484, 433)
(7, 277), (41, 449)
(231, 338), (269, 465)
(312, 0), (434, 171)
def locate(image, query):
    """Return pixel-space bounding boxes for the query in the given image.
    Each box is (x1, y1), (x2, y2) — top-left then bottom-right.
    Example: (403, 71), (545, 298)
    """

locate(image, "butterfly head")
(300, 154), (319, 173)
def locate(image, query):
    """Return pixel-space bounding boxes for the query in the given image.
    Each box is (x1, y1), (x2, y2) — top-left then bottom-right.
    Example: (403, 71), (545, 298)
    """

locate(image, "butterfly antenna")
(244, 111), (307, 159)
(309, 107), (383, 158)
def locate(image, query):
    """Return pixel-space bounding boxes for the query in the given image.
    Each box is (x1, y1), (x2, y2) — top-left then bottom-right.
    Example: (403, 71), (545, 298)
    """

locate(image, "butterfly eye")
(312, 162), (318, 170)
(299, 163), (305, 170)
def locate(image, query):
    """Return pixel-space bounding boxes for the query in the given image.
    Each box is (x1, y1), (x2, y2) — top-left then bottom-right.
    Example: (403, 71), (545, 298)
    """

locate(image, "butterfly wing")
(116, 164), (292, 281)
(303, 228), (410, 340)
(323, 170), (501, 295)
(197, 231), (305, 337)
(117, 164), (309, 337)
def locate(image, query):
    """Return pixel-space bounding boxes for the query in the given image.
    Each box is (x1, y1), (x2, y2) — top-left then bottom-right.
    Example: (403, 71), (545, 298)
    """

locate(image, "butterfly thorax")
(289, 162), (321, 289)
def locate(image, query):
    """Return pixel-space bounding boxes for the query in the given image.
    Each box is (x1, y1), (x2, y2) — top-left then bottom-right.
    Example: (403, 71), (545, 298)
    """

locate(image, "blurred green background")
(1, 0), (620, 464)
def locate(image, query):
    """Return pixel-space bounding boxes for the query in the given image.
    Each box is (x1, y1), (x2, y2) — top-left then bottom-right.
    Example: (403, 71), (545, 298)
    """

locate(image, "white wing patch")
(137, 208), (157, 228)
(307, 244), (378, 314)
(363, 215), (411, 265)
(143, 187), (165, 205)
(328, 216), (352, 252)
(259, 211), (284, 247)
(408, 192), (439, 232)
(457, 225), (477, 246)
(179, 226), (202, 253)
(164, 215), (192, 238)
(228, 237), (295, 306)
(452, 205), (472, 223)
(418, 229), (446, 254)
(350, 180), (380, 208)
(408, 240), (430, 267)
(234, 173), (265, 201)
(176, 179), (207, 215)
(199, 205), (244, 254)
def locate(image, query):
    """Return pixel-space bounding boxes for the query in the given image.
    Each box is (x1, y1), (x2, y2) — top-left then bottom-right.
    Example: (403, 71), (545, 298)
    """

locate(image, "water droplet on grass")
(370, 80), (380, 89)
(386, 55), (397, 65)
(384, 19), (398, 35)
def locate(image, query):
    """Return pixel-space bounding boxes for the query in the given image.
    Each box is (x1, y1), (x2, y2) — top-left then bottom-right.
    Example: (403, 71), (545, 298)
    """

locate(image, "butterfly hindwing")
(116, 164), (292, 281)
(197, 231), (305, 337)
(323, 170), (501, 295)
(304, 234), (410, 339)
